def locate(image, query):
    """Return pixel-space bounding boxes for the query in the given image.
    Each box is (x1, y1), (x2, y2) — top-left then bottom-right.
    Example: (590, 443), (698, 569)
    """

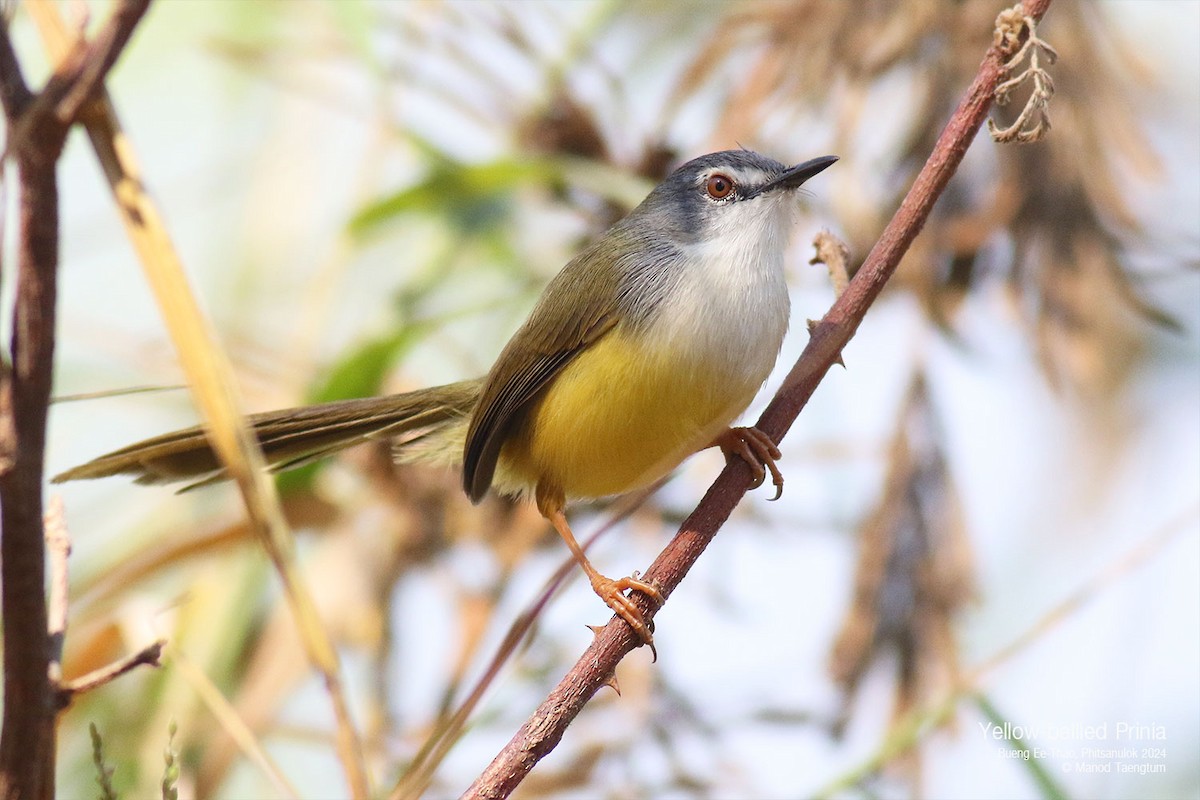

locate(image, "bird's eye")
(705, 173), (735, 200)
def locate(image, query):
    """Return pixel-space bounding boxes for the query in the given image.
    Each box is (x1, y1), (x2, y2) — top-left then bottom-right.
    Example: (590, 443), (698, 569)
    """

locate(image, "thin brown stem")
(462, 1), (1054, 796)
(0, 3), (152, 797)
(57, 640), (165, 703)
(24, 1), (370, 794)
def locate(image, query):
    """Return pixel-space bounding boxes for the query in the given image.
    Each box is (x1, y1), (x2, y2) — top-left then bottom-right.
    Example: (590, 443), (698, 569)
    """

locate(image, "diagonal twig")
(462, 0), (1055, 796)
(43, 493), (165, 710)
(56, 640), (165, 705)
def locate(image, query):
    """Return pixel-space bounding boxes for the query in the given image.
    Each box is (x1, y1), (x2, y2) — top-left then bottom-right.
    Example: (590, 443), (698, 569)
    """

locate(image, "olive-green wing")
(54, 380), (482, 490)
(462, 248), (621, 502)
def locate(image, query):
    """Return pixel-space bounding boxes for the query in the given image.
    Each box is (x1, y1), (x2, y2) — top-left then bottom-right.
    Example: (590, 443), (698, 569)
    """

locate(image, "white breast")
(650, 194), (795, 391)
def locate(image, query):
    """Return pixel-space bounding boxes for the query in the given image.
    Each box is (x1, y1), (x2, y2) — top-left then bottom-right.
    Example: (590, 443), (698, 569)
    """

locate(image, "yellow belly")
(498, 328), (759, 499)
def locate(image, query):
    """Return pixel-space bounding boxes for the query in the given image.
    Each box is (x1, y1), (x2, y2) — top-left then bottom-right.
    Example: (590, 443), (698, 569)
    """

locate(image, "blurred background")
(8, 0), (1197, 797)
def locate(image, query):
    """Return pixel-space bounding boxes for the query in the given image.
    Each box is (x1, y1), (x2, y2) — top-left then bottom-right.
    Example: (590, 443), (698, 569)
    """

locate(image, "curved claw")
(591, 571), (663, 650)
(715, 426), (784, 500)
(540, 500), (664, 658)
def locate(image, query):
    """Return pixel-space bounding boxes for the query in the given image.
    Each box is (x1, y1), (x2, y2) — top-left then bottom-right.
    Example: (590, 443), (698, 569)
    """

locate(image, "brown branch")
(50, 2), (149, 125)
(0, 28), (33, 120)
(41, 494), (165, 709)
(0, 22), (62, 791)
(26, 3), (370, 796)
(56, 640), (166, 705)
(0, 3), (152, 798)
(0, 30), (25, 476)
(462, 1), (1054, 796)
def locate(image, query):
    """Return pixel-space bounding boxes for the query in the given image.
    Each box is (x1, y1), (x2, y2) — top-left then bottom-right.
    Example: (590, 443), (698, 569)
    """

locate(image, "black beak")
(753, 155), (839, 197)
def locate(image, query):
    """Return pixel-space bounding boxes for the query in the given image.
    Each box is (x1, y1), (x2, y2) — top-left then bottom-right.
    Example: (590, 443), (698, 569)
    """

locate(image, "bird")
(55, 149), (838, 645)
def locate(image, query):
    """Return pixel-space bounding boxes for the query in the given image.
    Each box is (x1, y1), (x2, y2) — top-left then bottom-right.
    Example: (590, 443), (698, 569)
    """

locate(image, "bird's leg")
(711, 426), (784, 500)
(536, 484), (663, 645)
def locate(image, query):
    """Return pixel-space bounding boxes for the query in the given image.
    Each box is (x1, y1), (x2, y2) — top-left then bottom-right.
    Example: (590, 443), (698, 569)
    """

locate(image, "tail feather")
(52, 379), (482, 488)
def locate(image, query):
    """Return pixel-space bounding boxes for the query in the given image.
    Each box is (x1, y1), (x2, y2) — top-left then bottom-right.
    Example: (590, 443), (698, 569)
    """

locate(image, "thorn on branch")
(988, 5), (1059, 144)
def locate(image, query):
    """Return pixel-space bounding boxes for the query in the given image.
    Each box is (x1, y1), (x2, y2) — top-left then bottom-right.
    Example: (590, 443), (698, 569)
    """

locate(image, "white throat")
(653, 192), (796, 388)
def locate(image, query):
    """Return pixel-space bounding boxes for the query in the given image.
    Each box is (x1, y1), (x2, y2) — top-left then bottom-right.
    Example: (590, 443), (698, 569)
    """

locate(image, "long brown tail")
(52, 379), (482, 489)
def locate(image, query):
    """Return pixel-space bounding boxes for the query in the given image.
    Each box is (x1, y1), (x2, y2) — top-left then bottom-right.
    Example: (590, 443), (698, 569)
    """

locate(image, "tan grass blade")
(171, 647), (301, 799)
(27, 1), (368, 795)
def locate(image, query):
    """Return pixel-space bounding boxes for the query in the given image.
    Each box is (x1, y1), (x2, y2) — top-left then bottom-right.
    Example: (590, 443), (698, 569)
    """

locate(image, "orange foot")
(589, 570), (663, 646)
(714, 426), (784, 500)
